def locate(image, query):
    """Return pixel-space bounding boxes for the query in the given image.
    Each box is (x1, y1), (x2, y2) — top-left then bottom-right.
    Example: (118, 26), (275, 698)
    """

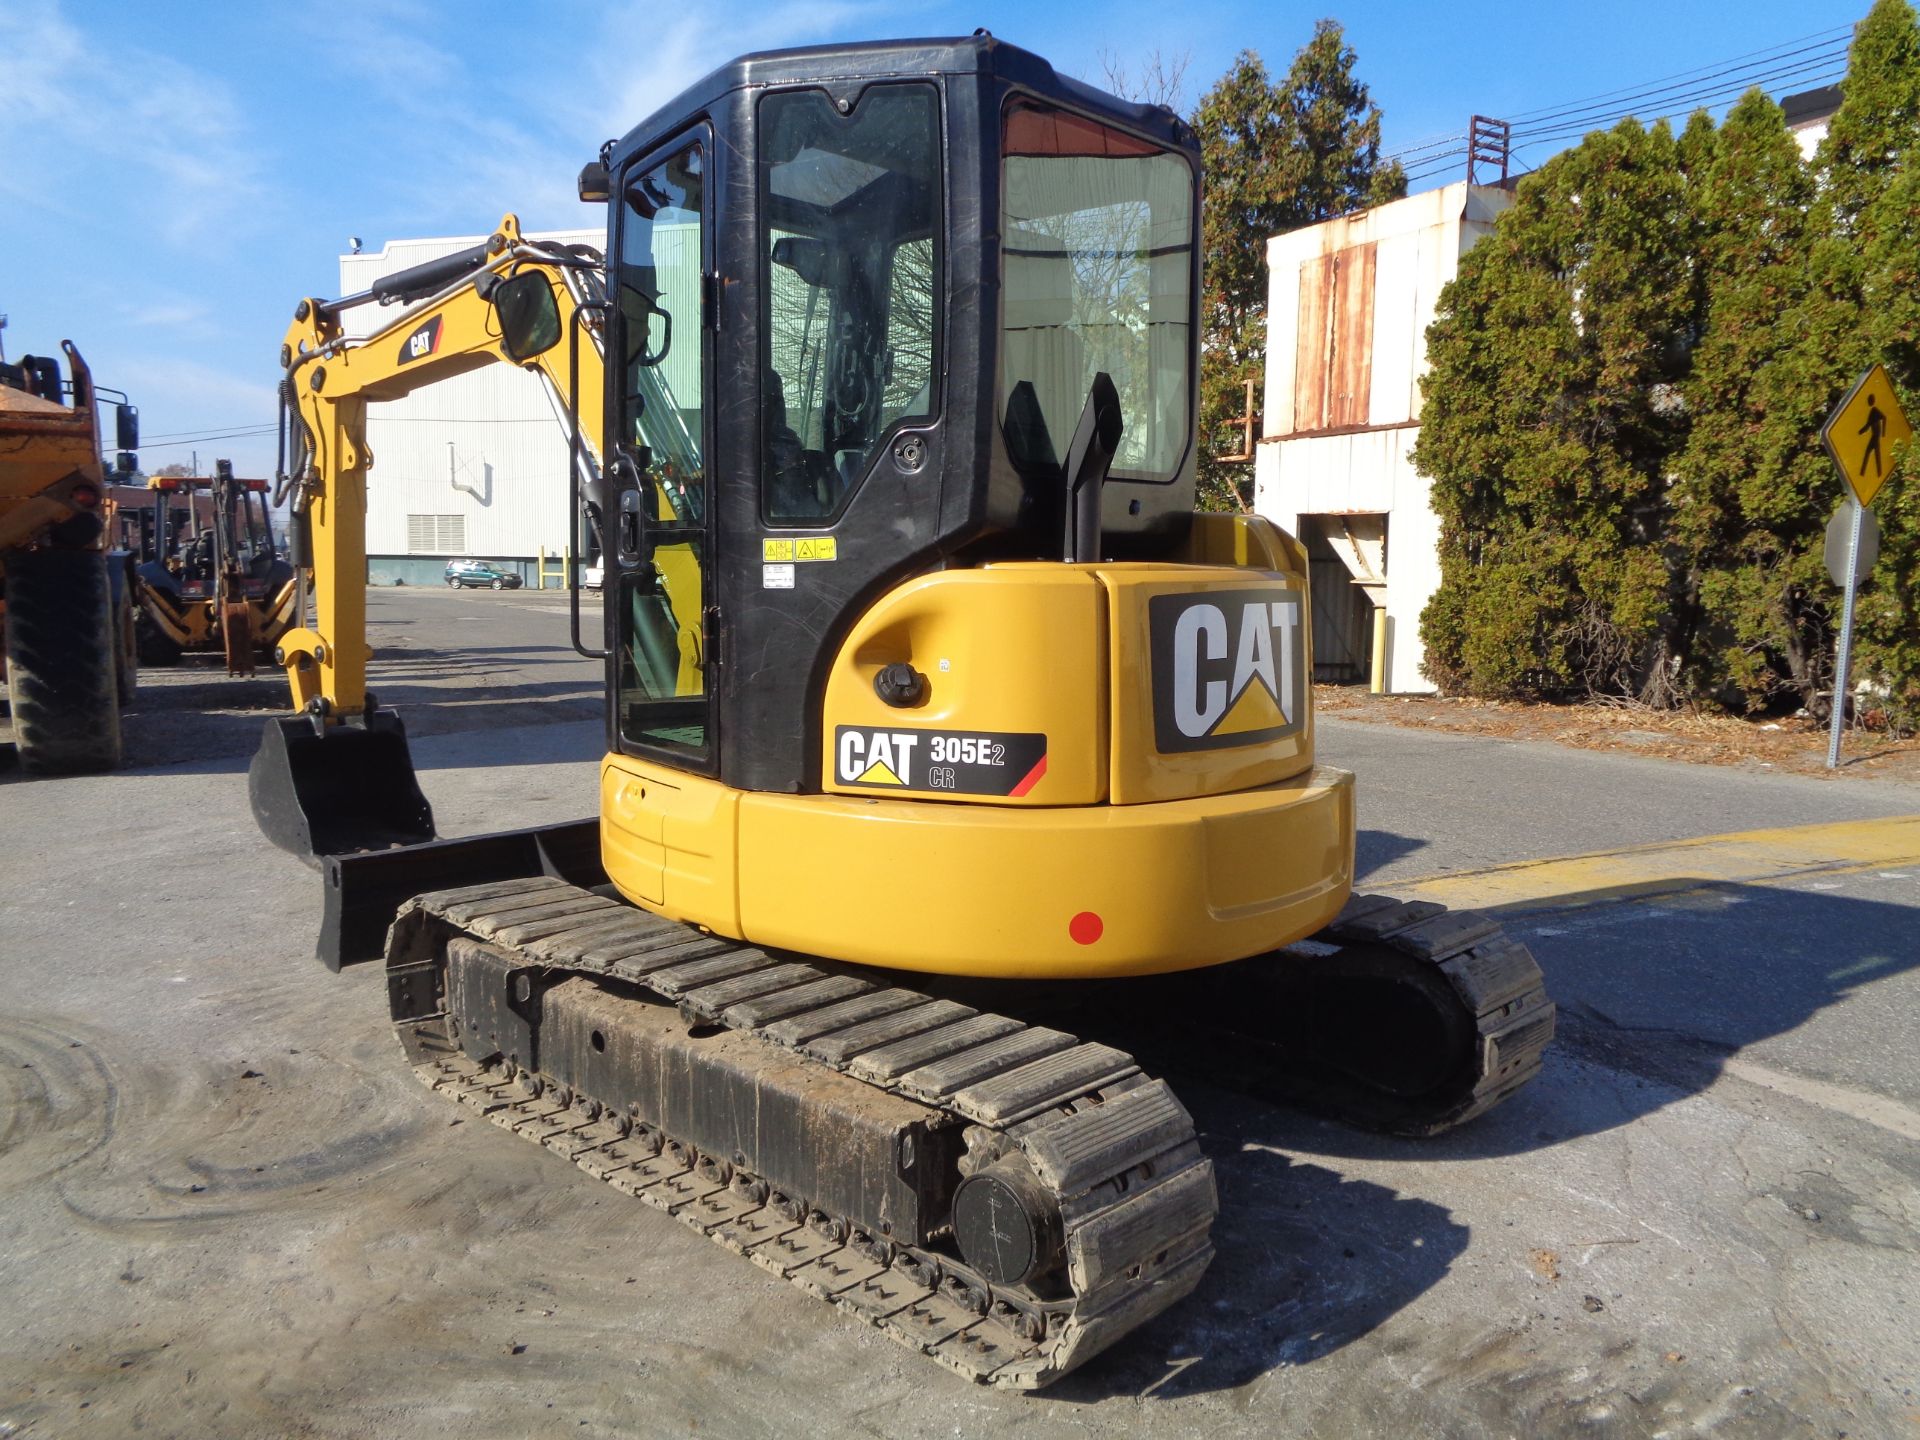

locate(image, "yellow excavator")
(250, 37), (1554, 1389)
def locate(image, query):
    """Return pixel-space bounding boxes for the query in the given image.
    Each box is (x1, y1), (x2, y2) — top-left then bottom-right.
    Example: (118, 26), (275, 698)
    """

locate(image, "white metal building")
(338, 227), (600, 585)
(1254, 182), (1513, 693)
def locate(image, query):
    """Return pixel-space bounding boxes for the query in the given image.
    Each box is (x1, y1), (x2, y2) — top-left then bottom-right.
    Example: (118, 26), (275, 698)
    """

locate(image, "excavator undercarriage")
(374, 870), (1549, 1387)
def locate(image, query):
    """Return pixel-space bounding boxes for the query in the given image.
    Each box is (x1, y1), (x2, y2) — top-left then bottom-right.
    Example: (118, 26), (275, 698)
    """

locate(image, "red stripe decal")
(1007, 754), (1048, 798)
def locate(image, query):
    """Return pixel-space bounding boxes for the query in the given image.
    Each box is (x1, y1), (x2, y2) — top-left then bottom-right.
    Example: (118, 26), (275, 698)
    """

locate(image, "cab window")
(758, 85), (941, 523)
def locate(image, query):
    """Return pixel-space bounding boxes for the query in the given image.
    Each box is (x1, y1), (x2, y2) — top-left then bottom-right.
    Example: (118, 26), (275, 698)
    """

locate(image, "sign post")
(1824, 499), (1865, 769)
(1820, 364), (1911, 768)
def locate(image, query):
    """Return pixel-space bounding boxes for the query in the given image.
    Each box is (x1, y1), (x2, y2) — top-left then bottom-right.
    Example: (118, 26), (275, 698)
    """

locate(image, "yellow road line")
(1395, 814), (1920, 915)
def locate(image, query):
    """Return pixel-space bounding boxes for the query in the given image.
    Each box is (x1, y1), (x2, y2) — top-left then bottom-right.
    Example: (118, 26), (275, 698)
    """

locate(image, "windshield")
(999, 101), (1194, 482)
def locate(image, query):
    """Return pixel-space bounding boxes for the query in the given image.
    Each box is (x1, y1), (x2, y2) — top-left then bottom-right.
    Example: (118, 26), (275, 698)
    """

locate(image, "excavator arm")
(273, 214), (608, 718)
(251, 214), (610, 860)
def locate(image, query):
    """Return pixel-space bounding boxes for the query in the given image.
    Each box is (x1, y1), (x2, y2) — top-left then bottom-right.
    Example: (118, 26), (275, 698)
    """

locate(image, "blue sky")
(1, 0), (1866, 479)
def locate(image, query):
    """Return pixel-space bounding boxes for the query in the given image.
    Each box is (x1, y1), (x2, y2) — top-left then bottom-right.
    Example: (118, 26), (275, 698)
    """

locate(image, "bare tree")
(1096, 48), (1192, 111)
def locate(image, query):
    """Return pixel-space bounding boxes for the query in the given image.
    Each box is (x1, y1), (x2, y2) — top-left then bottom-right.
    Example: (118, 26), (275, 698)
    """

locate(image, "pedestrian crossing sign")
(1823, 363), (1911, 507)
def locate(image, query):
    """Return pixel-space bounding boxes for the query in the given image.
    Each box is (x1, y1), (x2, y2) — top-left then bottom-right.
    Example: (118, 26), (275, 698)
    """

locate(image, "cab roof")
(604, 34), (1194, 172)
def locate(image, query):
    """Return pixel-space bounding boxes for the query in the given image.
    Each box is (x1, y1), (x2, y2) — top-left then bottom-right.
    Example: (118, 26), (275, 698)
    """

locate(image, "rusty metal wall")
(1330, 244), (1375, 429)
(1294, 253), (1333, 434)
(1291, 243), (1376, 436)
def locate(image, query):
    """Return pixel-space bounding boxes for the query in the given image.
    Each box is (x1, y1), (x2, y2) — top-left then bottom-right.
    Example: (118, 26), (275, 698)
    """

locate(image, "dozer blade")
(248, 709), (436, 866)
(317, 817), (603, 971)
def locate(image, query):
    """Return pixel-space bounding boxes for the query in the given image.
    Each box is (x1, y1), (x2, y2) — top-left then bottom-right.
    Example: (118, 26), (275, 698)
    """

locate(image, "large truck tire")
(134, 608), (183, 667)
(3, 547), (124, 775)
(108, 557), (138, 707)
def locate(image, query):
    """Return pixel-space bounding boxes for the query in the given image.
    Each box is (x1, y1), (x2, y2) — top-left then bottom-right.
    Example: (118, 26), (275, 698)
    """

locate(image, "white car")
(583, 563), (604, 590)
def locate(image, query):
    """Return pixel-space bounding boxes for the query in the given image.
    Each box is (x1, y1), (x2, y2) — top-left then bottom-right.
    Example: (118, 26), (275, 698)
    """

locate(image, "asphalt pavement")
(2, 587), (1916, 1438)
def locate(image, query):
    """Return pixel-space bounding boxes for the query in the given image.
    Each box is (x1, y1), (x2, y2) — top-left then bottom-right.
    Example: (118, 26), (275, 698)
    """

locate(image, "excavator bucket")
(248, 709), (436, 864)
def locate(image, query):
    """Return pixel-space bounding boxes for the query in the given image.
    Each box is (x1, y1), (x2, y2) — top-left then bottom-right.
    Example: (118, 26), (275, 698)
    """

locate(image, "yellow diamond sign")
(1822, 363), (1911, 507)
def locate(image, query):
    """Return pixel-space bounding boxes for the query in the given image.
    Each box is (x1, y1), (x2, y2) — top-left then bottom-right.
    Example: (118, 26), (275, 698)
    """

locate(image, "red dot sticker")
(1068, 911), (1103, 946)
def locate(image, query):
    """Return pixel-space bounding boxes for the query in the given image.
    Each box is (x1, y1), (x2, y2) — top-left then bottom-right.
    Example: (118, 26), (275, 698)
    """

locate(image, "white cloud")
(0, 5), (267, 249)
(124, 298), (216, 333)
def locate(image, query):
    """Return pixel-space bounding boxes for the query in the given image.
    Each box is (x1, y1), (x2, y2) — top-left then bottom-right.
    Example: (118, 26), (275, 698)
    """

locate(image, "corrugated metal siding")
(1307, 553), (1370, 682)
(339, 228), (603, 561)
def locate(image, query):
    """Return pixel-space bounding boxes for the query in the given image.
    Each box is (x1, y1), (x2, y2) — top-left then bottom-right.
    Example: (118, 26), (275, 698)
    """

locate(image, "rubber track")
(385, 878), (1219, 1390)
(1309, 891), (1557, 1135)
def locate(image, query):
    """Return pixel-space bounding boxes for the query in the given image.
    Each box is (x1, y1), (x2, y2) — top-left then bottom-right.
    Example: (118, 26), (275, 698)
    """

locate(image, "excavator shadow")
(1045, 873), (1917, 1397)
(1356, 828), (1430, 879)
(1044, 1086), (1469, 1402)
(1257, 876), (1920, 1163)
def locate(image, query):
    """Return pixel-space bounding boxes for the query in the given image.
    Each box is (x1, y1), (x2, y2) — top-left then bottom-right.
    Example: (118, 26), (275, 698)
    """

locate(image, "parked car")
(444, 559), (524, 590)
(583, 562), (604, 590)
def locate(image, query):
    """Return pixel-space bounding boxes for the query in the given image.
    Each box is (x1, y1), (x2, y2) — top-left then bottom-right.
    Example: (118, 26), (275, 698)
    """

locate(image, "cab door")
(609, 130), (715, 772)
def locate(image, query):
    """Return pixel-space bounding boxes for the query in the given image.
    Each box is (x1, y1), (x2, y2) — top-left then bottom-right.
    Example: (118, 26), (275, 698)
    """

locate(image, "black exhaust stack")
(249, 709), (437, 865)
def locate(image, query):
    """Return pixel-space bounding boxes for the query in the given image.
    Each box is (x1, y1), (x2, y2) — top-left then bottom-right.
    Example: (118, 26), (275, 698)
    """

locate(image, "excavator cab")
(576, 41), (1352, 980)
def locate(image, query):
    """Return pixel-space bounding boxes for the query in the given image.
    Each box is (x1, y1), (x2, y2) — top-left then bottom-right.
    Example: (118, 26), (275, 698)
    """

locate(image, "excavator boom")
(249, 216), (608, 862)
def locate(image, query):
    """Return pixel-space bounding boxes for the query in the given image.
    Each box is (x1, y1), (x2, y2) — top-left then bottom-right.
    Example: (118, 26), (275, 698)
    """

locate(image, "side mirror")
(771, 235), (831, 289)
(115, 402), (140, 451)
(495, 271), (562, 363)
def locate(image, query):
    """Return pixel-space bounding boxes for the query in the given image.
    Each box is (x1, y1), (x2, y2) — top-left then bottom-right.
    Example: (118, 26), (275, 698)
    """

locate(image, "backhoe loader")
(133, 461), (297, 675)
(251, 37), (1554, 1388)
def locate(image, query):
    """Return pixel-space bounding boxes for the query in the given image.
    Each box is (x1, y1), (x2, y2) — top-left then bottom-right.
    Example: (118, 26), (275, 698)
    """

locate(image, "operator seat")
(764, 369), (837, 519)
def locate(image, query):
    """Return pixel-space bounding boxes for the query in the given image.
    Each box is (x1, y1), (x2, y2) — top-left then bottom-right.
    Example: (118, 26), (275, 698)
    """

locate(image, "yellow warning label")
(854, 758), (903, 786)
(1823, 364), (1912, 507)
(763, 537), (838, 563)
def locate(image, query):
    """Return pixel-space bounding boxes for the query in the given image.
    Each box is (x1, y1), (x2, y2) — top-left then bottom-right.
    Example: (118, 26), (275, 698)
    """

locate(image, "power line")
(1510, 50), (1849, 140)
(1502, 24), (1851, 123)
(138, 427), (278, 450)
(1509, 65), (1848, 152)
(142, 422), (278, 442)
(1401, 28), (1852, 188)
(1384, 130), (1468, 163)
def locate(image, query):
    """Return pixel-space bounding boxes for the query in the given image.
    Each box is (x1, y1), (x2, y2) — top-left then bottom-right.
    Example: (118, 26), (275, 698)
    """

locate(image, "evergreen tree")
(1415, 120), (1701, 702)
(1674, 90), (1829, 712)
(1416, 0), (1920, 728)
(1190, 25), (1405, 510)
(1837, 0), (1920, 725)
